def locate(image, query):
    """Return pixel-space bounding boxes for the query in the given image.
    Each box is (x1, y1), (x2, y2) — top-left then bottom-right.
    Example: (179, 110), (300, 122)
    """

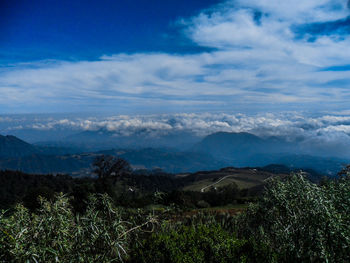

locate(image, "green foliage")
(131, 223), (247, 263)
(173, 211), (237, 233)
(236, 173), (350, 262)
(0, 170), (77, 210)
(0, 193), (135, 263)
(162, 184), (252, 209)
(2, 168), (350, 262)
(0, 169), (256, 211)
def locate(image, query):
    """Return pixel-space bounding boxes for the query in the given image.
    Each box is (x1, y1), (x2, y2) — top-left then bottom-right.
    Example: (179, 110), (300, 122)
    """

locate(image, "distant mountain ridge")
(0, 133), (348, 176)
(99, 148), (226, 173)
(0, 148), (225, 175)
(0, 133), (84, 158)
(0, 134), (225, 174)
(193, 132), (294, 161)
(0, 134), (39, 158)
(192, 132), (348, 175)
(64, 129), (201, 151)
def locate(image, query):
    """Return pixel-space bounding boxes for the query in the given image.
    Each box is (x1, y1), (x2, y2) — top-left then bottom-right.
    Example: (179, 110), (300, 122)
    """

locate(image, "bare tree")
(93, 155), (131, 180)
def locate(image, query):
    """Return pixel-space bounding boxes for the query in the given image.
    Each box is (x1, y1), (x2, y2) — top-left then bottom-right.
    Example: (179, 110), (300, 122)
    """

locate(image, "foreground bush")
(2, 171), (350, 262)
(0, 194), (134, 263)
(130, 223), (247, 263)
(236, 173), (350, 262)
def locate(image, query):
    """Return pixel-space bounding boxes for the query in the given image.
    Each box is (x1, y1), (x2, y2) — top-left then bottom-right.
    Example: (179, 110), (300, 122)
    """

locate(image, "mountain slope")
(193, 132), (264, 157)
(0, 133), (347, 176)
(0, 133), (226, 175)
(192, 132), (347, 175)
(180, 167), (290, 191)
(99, 148), (227, 173)
(192, 132), (293, 162)
(0, 135), (39, 158)
(0, 154), (95, 175)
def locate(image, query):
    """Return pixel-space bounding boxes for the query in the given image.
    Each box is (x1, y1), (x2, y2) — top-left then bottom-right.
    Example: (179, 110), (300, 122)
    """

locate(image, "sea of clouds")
(2, 112), (350, 137)
(1, 112), (350, 158)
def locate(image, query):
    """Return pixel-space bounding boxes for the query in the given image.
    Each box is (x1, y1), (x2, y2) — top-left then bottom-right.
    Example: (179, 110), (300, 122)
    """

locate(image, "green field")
(182, 168), (286, 192)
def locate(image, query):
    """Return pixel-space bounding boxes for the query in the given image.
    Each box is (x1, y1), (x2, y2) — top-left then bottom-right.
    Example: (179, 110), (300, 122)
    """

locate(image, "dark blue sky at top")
(0, 0), (220, 63)
(0, 0), (350, 115)
(1, 0), (349, 64)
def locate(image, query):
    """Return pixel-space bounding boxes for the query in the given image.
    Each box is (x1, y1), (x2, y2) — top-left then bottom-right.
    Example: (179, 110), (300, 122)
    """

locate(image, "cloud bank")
(1, 111), (350, 158)
(0, 0), (350, 113)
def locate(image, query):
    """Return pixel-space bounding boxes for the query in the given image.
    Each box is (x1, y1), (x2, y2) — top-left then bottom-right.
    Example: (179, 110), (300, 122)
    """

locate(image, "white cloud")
(2, 111), (350, 157)
(0, 0), (349, 113)
(4, 111), (349, 137)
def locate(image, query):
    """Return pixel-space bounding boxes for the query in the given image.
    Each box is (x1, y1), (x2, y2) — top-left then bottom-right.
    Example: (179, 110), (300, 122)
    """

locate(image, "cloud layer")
(0, 0), (350, 113)
(1, 111), (350, 158)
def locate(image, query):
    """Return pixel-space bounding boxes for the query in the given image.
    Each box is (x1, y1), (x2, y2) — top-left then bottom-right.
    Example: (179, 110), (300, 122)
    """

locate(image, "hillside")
(0, 165), (292, 210)
(0, 133), (347, 176)
(100, 148), (227, 173)
(0, 134), (39, 158)
(193, 132), (347, 175)
(180, 167), (290, 192)
(0, 149), (226, 176)
(0, 153), (96, 175)
(193, 132), (293, 161)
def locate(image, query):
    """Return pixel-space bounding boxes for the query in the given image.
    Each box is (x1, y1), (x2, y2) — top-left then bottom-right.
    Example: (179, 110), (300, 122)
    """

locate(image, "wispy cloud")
(0, 0), (349, 113)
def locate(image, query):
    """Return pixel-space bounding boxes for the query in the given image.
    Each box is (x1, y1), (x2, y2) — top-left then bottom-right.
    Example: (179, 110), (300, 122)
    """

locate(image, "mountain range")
(42, 129), (202, 151)
(0, 135), (39, 158)
(192, 132), (347, 175)
(193, 132), (293, 161)
(0, 132), (348, 176)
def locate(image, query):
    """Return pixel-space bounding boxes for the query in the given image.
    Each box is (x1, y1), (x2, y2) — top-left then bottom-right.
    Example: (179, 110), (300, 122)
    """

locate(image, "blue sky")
(0, 0), (218, 62)
(0, 0), (350, 114)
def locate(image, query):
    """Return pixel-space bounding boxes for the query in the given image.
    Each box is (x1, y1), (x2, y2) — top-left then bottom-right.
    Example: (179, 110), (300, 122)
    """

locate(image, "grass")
(183, 173), (266, 192)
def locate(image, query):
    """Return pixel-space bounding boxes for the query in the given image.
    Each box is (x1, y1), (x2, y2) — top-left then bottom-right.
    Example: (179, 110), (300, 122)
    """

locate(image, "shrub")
(236, 173), (350, 262)
(130, 223), (247, 263)
(0, 193), (141, 263)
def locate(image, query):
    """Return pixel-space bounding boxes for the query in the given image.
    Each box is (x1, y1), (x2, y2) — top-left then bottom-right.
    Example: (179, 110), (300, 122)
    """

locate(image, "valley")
(0, 132), (347, 177)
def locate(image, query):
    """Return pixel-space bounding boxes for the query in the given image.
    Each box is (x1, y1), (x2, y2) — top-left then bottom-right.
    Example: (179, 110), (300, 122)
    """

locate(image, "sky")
(0, 0), (350, 114)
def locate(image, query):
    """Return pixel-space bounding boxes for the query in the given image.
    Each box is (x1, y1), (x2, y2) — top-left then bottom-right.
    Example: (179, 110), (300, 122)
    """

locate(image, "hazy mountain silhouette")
(0, 135), (39, 158)
(0, 134), (224, 174)
(0, 133), (347, 176)
(64, 129), (201, 150)
(0, 154), (94, 175)
(99, 148), (227, 173)
(193, 132), (294, 162)
(192, 132), (347, 175)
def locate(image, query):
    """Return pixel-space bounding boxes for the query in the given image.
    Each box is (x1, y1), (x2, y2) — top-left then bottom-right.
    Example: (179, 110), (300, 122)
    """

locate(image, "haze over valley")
(0, 112), (349, 176)
(1, 0), (350, 176)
